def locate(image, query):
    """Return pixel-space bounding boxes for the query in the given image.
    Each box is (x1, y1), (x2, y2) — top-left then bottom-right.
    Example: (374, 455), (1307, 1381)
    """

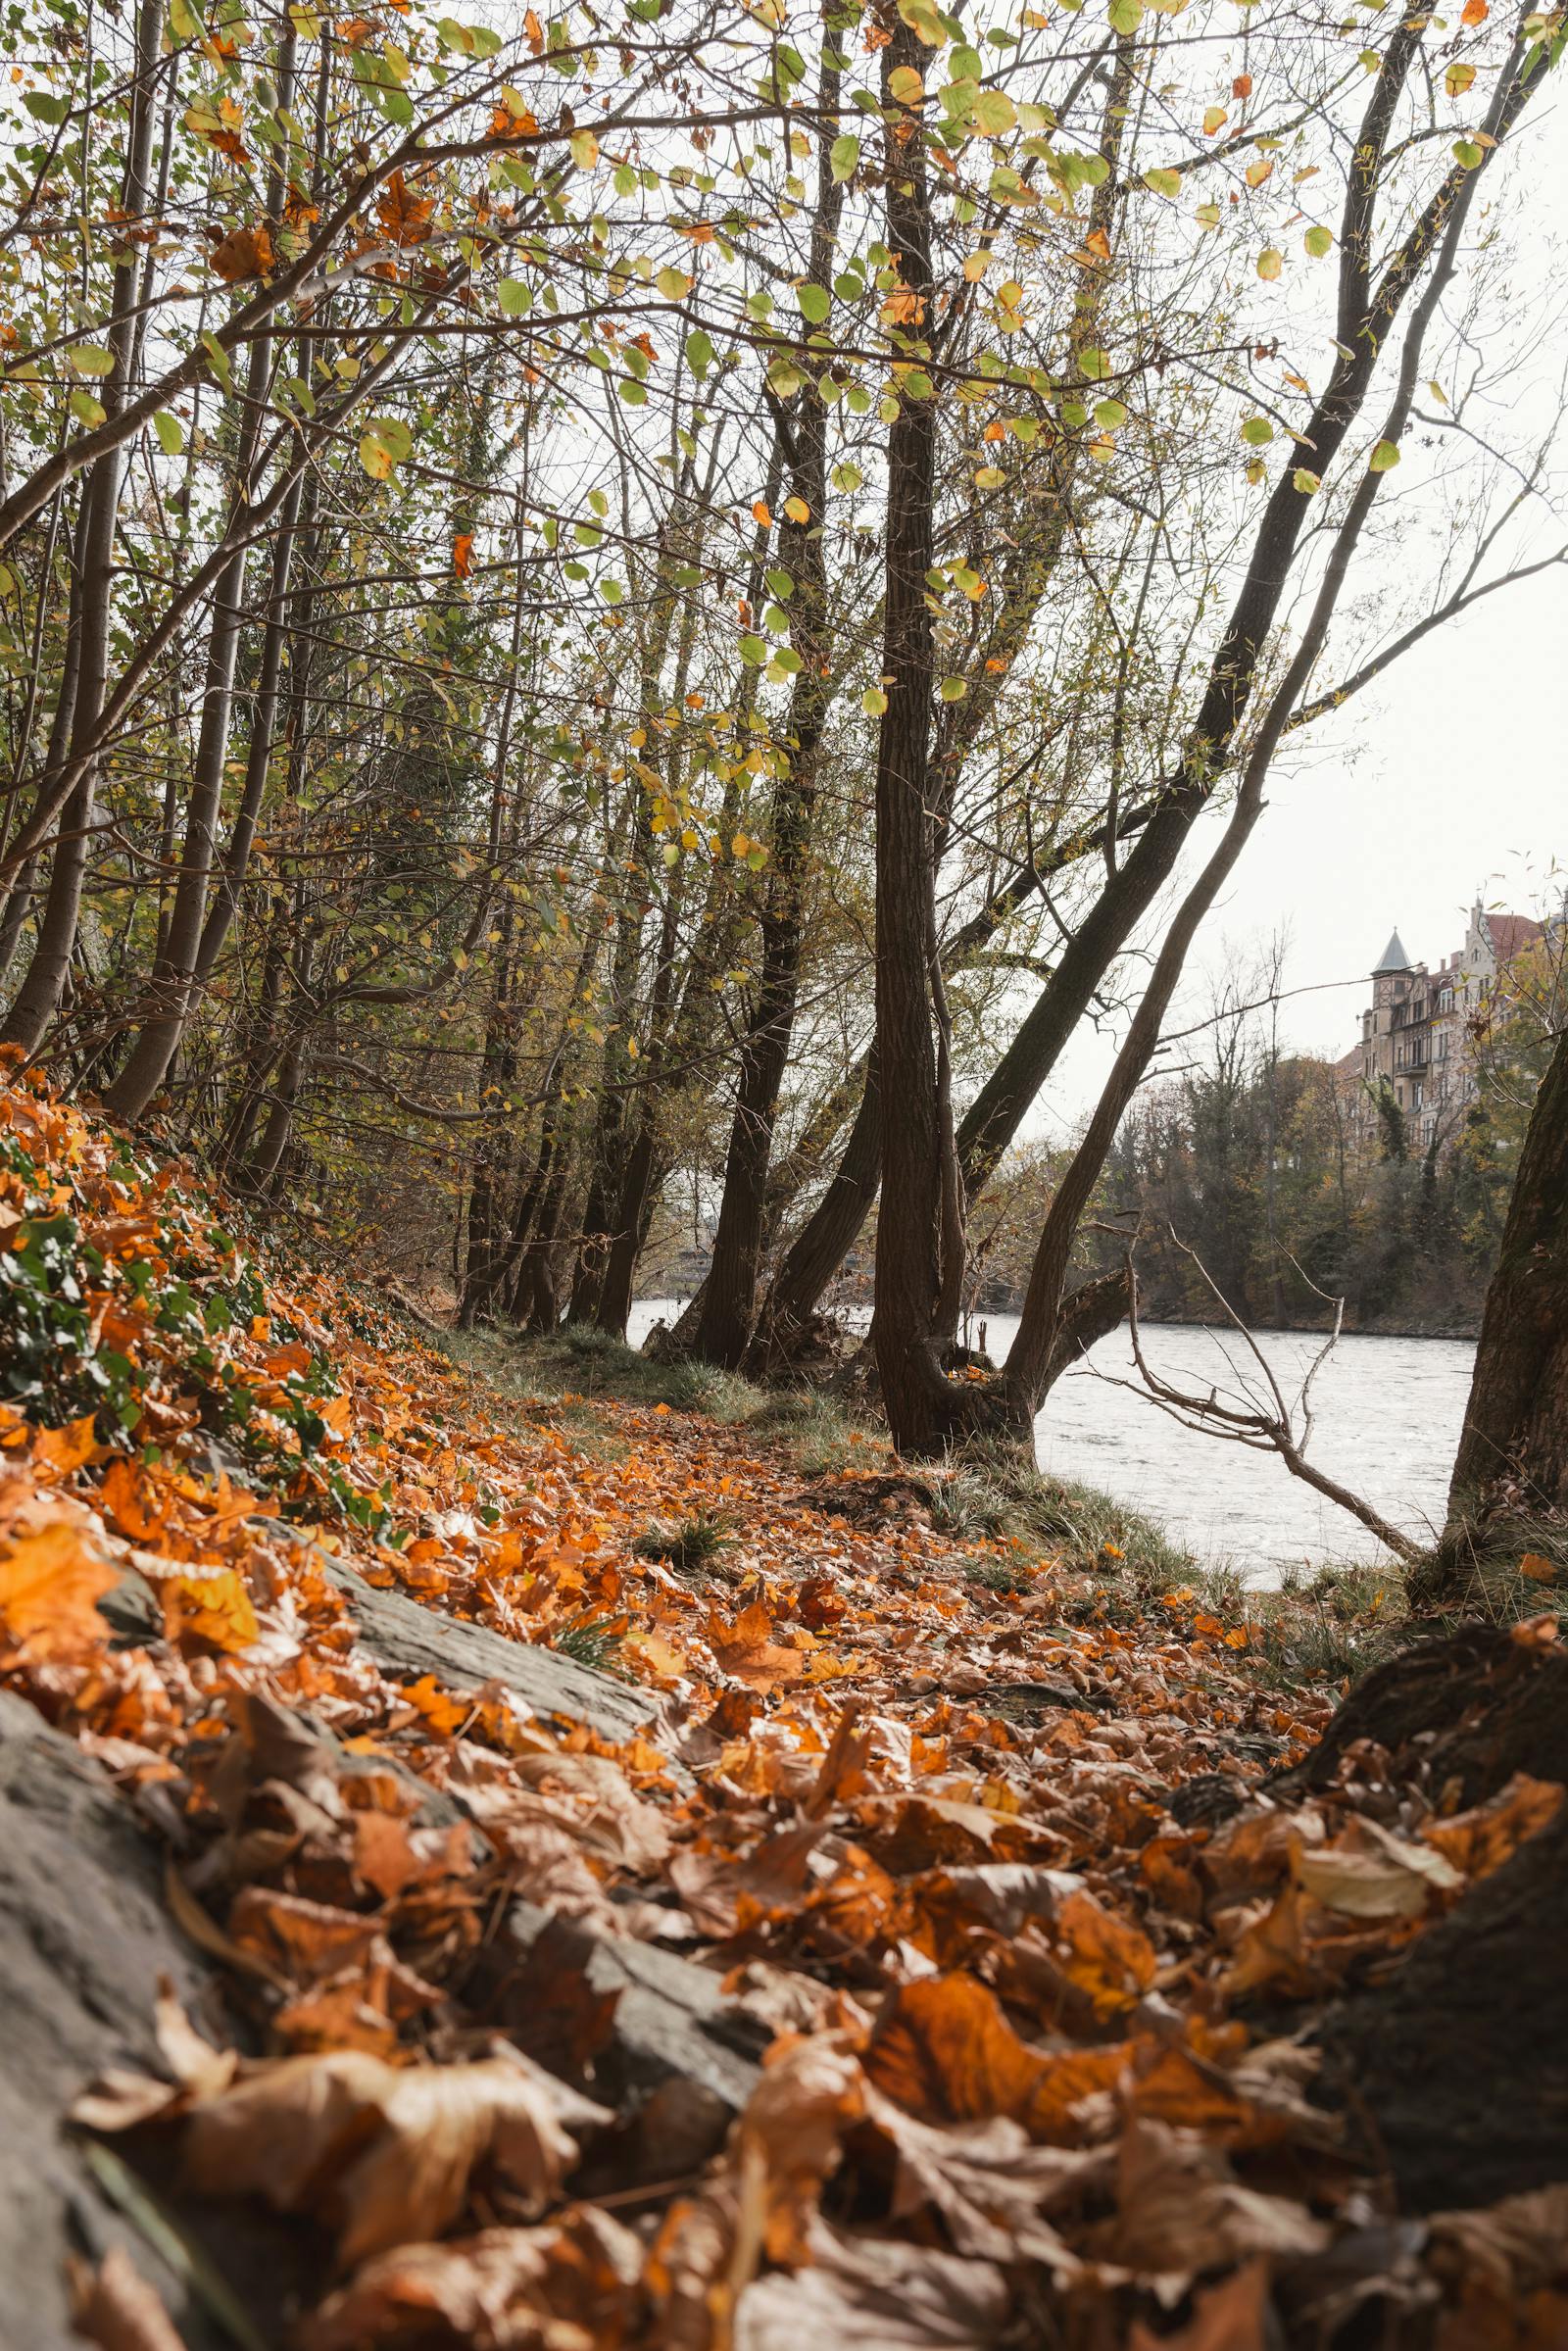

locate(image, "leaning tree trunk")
(1441, 1020), (1568, 1550)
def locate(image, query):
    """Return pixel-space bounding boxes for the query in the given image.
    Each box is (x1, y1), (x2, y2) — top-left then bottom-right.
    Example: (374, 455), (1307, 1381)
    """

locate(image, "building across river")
(1344, 901), (1545, 1149)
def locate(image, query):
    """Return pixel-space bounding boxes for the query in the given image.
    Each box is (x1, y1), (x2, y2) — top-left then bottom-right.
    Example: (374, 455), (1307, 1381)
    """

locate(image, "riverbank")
(3, 1071), (1567, 2347)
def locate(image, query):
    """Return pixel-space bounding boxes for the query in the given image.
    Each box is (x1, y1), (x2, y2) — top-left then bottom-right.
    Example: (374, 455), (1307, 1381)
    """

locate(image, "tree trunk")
(864, 22), (966, 1457)
(2, 0), (163, 1054)
(1444, 1020), (1568, 1534)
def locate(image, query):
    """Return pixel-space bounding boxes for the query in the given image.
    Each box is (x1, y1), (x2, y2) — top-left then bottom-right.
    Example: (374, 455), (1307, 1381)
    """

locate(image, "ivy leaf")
(1241, 416), (1274, 446)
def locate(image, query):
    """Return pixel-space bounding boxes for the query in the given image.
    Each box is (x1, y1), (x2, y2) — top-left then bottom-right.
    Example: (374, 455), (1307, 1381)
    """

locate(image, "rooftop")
(1372, 926), (1414, 975)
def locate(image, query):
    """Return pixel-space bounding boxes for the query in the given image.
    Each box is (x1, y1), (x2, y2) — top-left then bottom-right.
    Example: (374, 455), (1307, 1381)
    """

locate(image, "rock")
(316, 1549), (667, 1747)
(0, 1690), (240, 2349)
(497, 1900), (768, 2126)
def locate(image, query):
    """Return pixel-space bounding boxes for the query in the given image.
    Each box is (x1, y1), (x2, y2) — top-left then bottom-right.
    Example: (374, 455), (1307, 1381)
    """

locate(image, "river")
(628, 1302), (1475, 1583)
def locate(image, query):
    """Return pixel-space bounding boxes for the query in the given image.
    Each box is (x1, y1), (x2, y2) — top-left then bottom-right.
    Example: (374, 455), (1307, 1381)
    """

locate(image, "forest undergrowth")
(3, 1060), (1566, 2351)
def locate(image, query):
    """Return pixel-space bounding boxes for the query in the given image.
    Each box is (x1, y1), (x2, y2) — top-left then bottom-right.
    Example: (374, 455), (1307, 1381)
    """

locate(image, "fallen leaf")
(0, 1519), (117, 1661)
(68, 2245), (187, 2351)
(181, 2049), (608, 2266)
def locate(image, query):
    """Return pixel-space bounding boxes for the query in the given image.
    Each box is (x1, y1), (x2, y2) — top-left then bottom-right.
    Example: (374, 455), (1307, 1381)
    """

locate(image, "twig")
(1095, 1225), (1424, 1567)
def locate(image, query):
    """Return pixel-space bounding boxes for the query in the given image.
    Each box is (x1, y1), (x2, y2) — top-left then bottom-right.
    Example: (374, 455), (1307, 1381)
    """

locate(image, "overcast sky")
(1037, 558), (1568, 1133)
(1033, 91), (1568, 1134)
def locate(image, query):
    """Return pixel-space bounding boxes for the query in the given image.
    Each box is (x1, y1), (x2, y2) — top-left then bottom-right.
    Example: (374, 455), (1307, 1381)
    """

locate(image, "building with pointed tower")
(1346, 901), (1545, 1147)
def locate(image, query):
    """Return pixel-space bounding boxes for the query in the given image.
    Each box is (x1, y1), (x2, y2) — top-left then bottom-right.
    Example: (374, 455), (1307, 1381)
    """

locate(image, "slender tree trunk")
(692, 42), (844, 1371)
(3, 0), (162, 1053)
(864, 21), (963, 1456)
(1444, 1021), (1568, 1531)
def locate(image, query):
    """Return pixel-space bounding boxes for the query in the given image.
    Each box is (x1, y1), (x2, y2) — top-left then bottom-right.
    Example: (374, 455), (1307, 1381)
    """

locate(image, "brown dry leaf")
(375, 168), (436, 247)
(1428, 2181), (1568, 2298)
(739, 2032), (865, 2262)
(1421, 1773), (1564, 1882)
(154, 1982), (237, 2100)
(227, 1885), (381, 1986)
(1050, 1886), (1158, 2018)
(1202, 1804), (1320, 1901)
(68, 2245), (186, 2351)
(32, 1411), (100, 1476)
(154, 1561), (261, 1654)
(710, 1597), (809, 1690)
(181, 2049), (608, 2265)
(863, 1972), (1122, 2142)
(0, 1518), (117, 1661)
(302, 2209), (645, 2350)
(864, 1973), (1047, 2128)
(733, 2217), (1010, 2348)
(1097, 2116), (1330, 2277)
(865, 2084), (1092, 2270)
(512, 1748), (671, 1872)
(1128, 2257), (1274, 2350)
(209, 223), (273, 282)
(1296, 1816), (1461, 1920)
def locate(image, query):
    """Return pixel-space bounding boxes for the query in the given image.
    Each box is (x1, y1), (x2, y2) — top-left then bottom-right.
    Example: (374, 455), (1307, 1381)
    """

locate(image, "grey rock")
(0, 1690), (238, 2349)
(318, 1553), (664, 1745)
(504, 1899), (768, 2118)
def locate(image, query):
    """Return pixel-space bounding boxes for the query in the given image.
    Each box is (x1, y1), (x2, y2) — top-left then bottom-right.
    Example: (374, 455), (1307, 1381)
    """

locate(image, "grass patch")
(935, 1440), (1195, 1588)
(961, 1553), (1033, 1597)
(662, 1358), (766, 1425)
(632, 1508), (734, 1581)
(750, 1388), (886, 1478)
(550, 1617), (626, 1674)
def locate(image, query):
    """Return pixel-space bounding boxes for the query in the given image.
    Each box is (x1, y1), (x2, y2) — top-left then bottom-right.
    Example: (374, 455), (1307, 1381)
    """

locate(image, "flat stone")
(0, 1691), (237, 2348)
(503, 1898), (768, 2119)
(318, 1554), (665, 1745)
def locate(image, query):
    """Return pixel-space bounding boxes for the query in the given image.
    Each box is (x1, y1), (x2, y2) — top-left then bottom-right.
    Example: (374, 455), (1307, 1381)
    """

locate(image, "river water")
(629, 1301), (1475, 1584)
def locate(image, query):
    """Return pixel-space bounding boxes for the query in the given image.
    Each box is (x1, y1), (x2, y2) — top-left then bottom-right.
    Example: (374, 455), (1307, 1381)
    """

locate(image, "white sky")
(1032, 87), (1568, 1133)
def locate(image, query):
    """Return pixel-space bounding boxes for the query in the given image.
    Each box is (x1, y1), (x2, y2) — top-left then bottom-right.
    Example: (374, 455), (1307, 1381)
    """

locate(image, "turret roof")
(1372, 927), (1414, 974)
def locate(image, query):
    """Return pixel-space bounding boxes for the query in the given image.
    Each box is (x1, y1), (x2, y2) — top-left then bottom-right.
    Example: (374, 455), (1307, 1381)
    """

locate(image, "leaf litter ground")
(1, 1066), (1565, 2350)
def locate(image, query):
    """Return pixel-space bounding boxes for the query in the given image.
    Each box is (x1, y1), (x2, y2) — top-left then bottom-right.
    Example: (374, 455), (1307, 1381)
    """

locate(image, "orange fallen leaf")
(0, 1519), (117, 1662)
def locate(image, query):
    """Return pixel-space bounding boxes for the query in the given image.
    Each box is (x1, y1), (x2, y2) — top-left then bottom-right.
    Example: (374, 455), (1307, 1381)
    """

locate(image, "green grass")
(750, 1388), (887, 1478)
(933, 1439), (1196, 1587)
(632, 1508), (734, 1580)
(961, 1552), (1033, 1597)
(550, 1617), (626, 1674)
